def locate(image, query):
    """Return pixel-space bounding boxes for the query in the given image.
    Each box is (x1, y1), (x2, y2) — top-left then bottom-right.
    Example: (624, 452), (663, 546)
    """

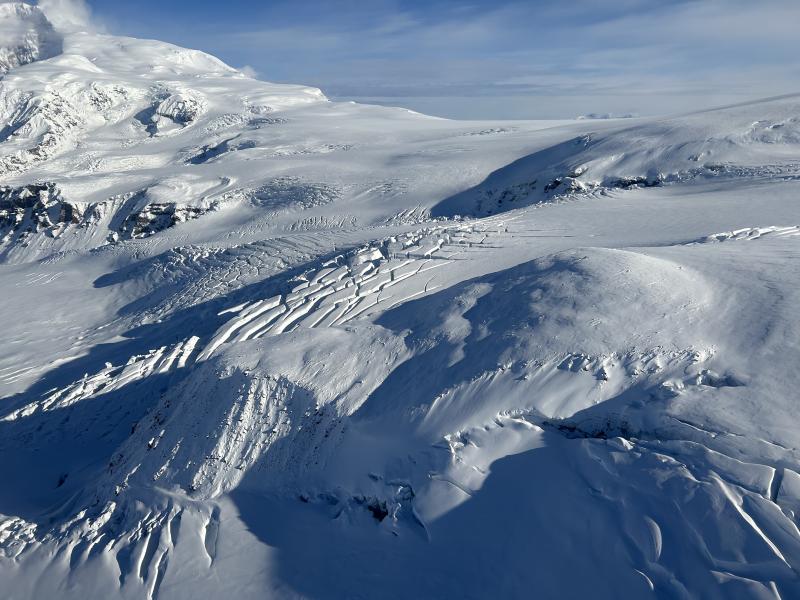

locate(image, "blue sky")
(71, 0), (800, 118)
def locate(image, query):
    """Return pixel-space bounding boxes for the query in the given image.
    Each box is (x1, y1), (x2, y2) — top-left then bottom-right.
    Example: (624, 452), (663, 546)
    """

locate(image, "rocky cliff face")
(0, 181), (75, 234)
(0, 183), (220, 252)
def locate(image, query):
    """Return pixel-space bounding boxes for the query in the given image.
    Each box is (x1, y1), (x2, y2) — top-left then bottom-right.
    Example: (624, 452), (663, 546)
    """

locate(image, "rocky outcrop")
(118, 201), (211, 240)
(0, 182), (78, 233)
(0, 183), (221, 253)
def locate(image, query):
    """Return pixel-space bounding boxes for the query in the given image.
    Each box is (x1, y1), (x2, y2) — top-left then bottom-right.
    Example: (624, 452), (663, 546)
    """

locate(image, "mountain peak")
(0, 2), (63, 75)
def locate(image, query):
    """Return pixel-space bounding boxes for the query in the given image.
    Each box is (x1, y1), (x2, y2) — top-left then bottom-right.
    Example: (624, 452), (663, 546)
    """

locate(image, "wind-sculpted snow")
(694, 225), (800, 243)
(1, 13), (800, 599)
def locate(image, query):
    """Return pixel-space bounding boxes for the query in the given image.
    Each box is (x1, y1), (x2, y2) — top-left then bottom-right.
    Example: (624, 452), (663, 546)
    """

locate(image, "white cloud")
(36, 0), (93, 32)
(0, 1), (63, 60)
(87, 0), (800, 118)
(238, 64), (258, 79)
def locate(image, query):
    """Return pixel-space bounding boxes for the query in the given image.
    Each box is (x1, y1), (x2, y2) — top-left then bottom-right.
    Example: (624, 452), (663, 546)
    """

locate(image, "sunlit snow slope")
(1, 4), (800, 599)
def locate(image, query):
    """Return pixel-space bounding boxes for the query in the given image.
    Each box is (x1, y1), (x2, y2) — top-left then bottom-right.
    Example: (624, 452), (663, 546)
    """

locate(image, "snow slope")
(1, 4), (800, 598)
(434, 95), (800, 217)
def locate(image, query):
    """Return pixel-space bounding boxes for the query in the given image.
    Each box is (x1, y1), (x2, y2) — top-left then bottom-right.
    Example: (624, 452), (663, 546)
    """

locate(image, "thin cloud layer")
(82, 0), (800, 118)
(37, 0), (93, 32)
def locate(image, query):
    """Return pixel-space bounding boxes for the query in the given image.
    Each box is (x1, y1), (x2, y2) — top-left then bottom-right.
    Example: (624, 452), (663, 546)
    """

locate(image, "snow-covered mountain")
(1, 3), (800, 598)
(0, 3), (61, 75)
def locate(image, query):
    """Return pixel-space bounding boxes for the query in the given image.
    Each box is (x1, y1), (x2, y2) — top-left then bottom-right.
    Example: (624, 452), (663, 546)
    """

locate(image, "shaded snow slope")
(1, 21), (800, 600)
(434, 94), (800, 216)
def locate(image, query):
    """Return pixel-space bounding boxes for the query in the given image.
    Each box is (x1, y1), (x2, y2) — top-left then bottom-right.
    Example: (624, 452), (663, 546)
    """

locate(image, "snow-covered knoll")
(1, 3), (800, 598)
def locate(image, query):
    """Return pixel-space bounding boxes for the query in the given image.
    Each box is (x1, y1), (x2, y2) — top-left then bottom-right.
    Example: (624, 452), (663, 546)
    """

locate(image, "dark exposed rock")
(0, 182), (77, 232)
(118, 202), (210, 240)
(605, 175), (663, 189)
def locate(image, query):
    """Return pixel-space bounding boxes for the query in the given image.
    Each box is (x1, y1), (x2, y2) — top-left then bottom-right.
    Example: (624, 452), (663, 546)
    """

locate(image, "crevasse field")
(1, 3), (800, 599)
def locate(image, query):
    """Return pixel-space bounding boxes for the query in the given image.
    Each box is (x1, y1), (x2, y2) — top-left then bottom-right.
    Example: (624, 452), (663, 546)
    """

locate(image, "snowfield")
(1, 4), (800, 599)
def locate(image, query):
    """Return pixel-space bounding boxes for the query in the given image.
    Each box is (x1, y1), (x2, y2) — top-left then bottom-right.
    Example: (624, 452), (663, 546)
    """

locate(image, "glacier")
(1, 3), (800, 598)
